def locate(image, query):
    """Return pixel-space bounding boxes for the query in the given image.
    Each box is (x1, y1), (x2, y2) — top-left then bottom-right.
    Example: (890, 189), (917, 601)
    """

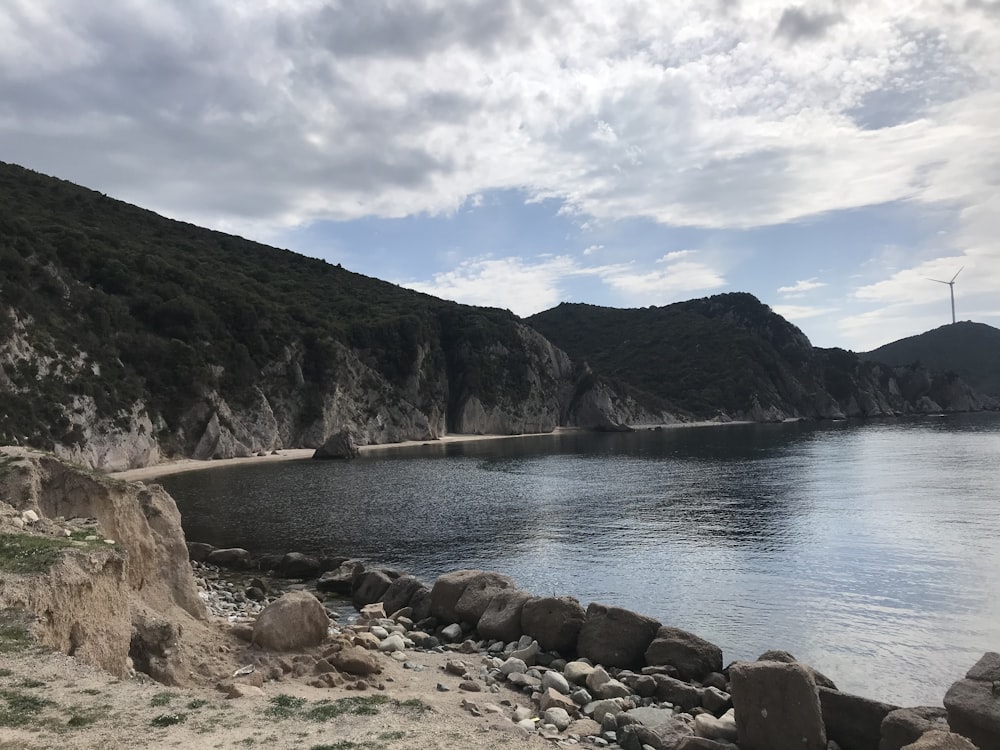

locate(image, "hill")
(861, 322), (1000, 398)
(0, 162), (671, 469)
(527, 297), (992, 421)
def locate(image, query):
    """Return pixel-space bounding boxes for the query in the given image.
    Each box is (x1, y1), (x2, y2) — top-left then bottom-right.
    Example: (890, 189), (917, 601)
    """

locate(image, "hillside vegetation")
(527, 297), (992, 421)
(1, 162), (667, 467)
(861, 322), (1000, 398)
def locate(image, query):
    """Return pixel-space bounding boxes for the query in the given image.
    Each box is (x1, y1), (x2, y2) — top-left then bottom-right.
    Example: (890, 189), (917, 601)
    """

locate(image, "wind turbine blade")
(951, 266), (964, 283)
(928, 278), (950, 284)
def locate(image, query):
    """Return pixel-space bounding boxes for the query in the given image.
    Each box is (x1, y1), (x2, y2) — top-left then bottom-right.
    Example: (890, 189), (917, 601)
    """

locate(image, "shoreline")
(108, 420), (745, 482)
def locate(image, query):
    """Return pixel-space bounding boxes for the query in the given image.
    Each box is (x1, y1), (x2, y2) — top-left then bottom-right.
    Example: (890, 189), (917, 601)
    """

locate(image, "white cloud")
(772, 304), (839, 321)
(583, 244), (604, 256)
(778, 277), (827, 296)
(601, 254), (727, 303)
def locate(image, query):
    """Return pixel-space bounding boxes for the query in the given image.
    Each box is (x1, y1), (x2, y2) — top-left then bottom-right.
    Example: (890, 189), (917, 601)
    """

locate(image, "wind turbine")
(928, 266), (963, 325)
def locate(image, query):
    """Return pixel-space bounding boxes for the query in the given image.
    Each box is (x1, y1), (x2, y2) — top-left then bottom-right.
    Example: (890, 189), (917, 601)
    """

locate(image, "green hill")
(527, 297), (992, 420)
(861, 322), (1000, 398)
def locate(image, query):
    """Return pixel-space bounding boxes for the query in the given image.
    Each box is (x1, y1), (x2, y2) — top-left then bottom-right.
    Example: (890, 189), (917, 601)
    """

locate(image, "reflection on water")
(161, 414), (1000, 706)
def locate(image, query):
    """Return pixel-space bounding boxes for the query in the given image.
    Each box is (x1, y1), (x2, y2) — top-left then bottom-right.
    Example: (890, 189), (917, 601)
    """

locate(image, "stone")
(540, 687), (578, 714)
(225, 683), (266, 699)
(571, 688), (592, 705)
(358, 602), (386, 621)
(511, 640), (541, 666)
(478, 589), (532, 643)
(633, 674), (657, 698)
(21, 509), (40, 523)
(702, 686), (732, 715)
(187, 541), (215, 562)
(252, 591), (329, 651)
(757, 650), (837, 690)
(653, 673), (703, 710)
(586, 698), (629, 724)
(277, 551), (321, 579)
(408, 631), (440, 649)
(513, 705), (533, 722)
(818, 686), (897, 750)
(352, 570), (393, 609)
(378, 634), (406, 653)
(730, 660), (826, 750)
(317, 560), (364, 594)
(369, 625), (389, 640)
(207, 547), (252, 569)
(677, 738), (738, 750)
(445, 659), (469, 676)
(881, 707), (950, 750)
(901, 731), (978, 750)
(381, 575), (426, 615)
(500, 657), (528, 675)
(543, 707), (572, 731)
(521, 596), (587, 654)
(459, 680), (481, 692)
(695, 710), (738, 742)
(619, 718), (694, 750)
(568, 718), (602, 737)
(542, 670), (572, 695)
(577, 603), (660, 669)
(645, 626), (724, 681)
(329, 646), (381, 676)
(408, 586), (432, 622)
(626, 707), (682, 732)
(313, 429), (359, 459)
(429, 570), (515, 624)
(565, 660), (596, 685)
(944, 652), (1000, 750)
(508, 672), (541, 689)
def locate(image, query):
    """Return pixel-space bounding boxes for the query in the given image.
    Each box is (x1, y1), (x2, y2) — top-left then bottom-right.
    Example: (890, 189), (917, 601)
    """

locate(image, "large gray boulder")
(645, 626), (723, 681)
(381, 575), (426, 615)
(730, 660), (826, 750)
(478, 589), (532, 642)
(943, 652), (1000, 750)
(819, 687), (898, 750)
(757, 649), (837, 689)
(901, 731), (979, 750)
(351, 569), (394, 609)
(252, 591), (329, 651)
(206, 547), (252, 569)
(619, 714), (694, 750)
(454, 576), (515, 624)
(577, 603), (660, 669)
(429, 570), (515, 624)
(276, 551), (321, 579)
(521, 596), (586, 654)
(317, 559), (364, 594)
(881, 708), (950, 750)
(312, 429), (359, 459)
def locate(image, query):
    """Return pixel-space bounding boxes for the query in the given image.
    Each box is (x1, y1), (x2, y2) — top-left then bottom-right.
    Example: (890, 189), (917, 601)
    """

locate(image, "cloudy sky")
(2, 0), (998, 351)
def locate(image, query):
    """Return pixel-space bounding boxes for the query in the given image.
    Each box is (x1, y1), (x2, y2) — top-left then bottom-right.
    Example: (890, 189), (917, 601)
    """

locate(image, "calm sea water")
(161, 413), (1000, 706)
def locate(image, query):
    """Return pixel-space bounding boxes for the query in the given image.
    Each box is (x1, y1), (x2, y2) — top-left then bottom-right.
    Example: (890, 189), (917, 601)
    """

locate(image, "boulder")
(577, 603), (660, 669)
(567, 718), (602, 737)
(312, 429), (358, 460)
(694, 710), (738, 742)
(881, 707), (950, 750)
(652, 673), (703, 710)
(541, 670), (572, 695)
(819, 686), (897, 750)
(277, 552), (321, 579)
(587, 666), (631, 699)
(901, 731), (979, 750)
(187, 541), (215, 562)
(408, 586), (432, 622)
(317, 559), (365, 594)
(619, 716), (694, 750)
(206, 547), (252, 569)
(351, 569), (393, 609)
(252, 591), (329, 651)
(757, 650), (837, 690)
(455, 578), (515, 624)
(564, 660), (596, 685)
(539, 687), (577, 714)
(729, 660), (826, 750)
(328, 645), (381, 676)
(943, 652), (1000, 750)
(381, 575), (426, 615)
(543, 707), (572, 731)
(429, 570), (515, 624)
(521, 596), (587, 654)
(477, 589), (532, 643)
(645, 626), (723, 681)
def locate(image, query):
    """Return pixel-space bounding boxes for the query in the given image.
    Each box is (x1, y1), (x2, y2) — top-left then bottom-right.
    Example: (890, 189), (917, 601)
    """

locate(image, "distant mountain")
(861, 322), (1000, 398)
(0, 162), (672, 469)
(527, 296), (993, 421)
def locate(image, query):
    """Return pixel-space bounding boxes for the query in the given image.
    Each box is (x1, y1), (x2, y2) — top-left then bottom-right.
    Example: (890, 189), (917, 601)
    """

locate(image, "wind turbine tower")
(929, 266), (963, 325)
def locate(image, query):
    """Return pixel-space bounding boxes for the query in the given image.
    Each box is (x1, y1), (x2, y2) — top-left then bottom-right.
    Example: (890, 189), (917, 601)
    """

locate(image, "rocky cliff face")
(0, 449), (208, 682)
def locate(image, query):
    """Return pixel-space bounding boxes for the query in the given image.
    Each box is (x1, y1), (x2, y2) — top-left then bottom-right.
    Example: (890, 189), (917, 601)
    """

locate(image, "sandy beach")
(108, 429), (585, 482)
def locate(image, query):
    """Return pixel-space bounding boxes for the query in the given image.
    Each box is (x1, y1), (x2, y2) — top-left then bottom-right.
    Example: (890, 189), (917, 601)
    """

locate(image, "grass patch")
(397, 698), (430, 712)
(0, 689), (56, 728)
(310, 743), (367, 750)
(150, 712), (187, 727)
(0, 610), (34, 654)
(66, 707), (100, 728)
(0, 669), (12, 678)
(378, 731), (406, 741)
(186, 698), (208, 709)
(305, 695), (390, 722)
(80, 688), (101, 696)
(265, 694), (307, 719)
(150, 692), (173, 707)
(16, 678), (44, 689)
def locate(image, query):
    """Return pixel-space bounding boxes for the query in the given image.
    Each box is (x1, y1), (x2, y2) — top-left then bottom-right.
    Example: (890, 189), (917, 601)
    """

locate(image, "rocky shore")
(189, 542), (1000, 750)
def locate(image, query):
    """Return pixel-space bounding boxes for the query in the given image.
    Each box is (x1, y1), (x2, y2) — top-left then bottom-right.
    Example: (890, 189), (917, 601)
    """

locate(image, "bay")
(161, 413), (1000, 706)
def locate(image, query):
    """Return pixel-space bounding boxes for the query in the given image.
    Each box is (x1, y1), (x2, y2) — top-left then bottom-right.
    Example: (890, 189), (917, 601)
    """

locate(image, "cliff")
(0, 448), (209, 683)
(527, 295), (994, 421)
(0, 162), (672, 469)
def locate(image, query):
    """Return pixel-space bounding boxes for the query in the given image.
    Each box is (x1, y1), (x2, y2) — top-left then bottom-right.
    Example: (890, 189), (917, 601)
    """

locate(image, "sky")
(1, 1), (998, 351)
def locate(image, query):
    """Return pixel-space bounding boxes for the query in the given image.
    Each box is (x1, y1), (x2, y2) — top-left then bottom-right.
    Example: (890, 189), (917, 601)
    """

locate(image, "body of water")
(161, 413), (1000, 706)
